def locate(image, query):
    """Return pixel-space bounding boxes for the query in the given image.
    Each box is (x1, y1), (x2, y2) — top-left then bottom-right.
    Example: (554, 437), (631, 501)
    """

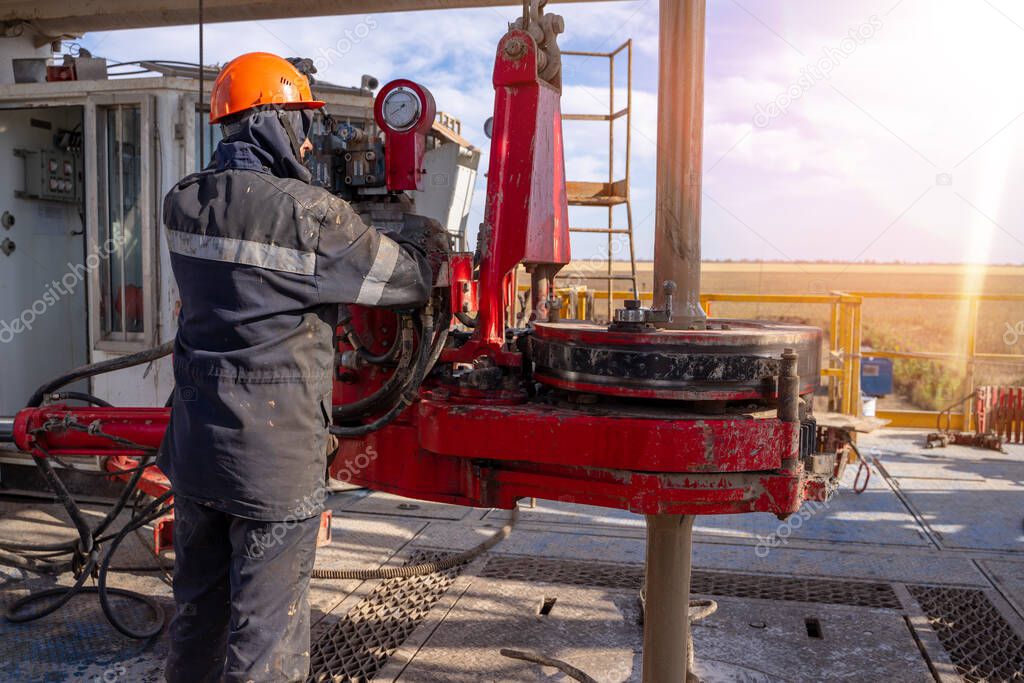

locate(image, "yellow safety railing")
(838, 291), (1024, 429)
(522, 284), (1024, 429)
(703, 291), (1024, 428)
(700, 293), (864, 418)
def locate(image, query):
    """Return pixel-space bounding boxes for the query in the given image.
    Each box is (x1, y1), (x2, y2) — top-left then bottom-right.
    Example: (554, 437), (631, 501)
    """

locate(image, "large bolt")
(778, 348), (800, 423)
(504, 37), (527, 59)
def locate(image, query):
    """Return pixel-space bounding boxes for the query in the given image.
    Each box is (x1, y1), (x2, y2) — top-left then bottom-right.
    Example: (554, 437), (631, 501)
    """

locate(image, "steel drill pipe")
(647, 2), (708, 681)
(653, 0), (706, 326)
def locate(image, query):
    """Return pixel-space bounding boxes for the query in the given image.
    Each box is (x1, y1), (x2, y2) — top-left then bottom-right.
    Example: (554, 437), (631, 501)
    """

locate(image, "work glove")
(381, 214), (451, 288)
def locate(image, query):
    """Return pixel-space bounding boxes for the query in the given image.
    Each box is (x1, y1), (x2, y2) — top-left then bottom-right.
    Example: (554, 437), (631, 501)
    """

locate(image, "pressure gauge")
(381, 87), (423, 132)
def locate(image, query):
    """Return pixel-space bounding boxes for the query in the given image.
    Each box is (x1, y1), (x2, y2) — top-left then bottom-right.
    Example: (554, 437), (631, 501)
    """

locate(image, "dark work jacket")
(160, 159), (430, 521)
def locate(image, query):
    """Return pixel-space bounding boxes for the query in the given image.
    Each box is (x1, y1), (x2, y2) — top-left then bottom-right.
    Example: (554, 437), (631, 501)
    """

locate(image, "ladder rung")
(563, 108), (628, 123)
(566, 180), (629, 207)
(569, 227), (631, 234)
(568, 196), (628, 207)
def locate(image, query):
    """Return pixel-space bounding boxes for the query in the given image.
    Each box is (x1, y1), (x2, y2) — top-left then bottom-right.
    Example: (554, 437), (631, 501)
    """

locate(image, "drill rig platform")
(0, 2), (1023, 682)
(1, 430), (1023, 681)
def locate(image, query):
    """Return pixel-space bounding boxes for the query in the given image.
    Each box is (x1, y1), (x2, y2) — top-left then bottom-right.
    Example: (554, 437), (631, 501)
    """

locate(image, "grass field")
(546, 261), (1024, 411)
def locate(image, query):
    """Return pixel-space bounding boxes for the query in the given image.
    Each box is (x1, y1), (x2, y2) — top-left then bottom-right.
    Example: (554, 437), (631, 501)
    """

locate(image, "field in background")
(548, 261), (1024, 411)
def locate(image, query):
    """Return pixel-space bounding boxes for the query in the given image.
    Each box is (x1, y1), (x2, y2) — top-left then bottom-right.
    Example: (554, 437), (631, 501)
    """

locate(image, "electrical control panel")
(16, 149), (81, 203)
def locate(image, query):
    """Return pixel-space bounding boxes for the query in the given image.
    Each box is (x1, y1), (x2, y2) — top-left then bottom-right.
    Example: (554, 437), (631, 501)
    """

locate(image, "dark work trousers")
(165, 495), (321, 683)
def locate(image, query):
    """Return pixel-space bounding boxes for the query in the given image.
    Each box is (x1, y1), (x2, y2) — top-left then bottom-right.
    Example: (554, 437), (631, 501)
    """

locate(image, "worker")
(159, 52), (433, 682)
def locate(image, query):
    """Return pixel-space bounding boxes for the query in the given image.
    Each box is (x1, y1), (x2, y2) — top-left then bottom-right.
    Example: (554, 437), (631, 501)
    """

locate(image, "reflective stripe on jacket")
(160, 167), (430, 520)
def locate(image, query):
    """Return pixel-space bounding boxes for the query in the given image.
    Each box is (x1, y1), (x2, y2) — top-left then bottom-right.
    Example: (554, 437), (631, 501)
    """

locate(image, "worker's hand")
(382, 214), (451, 288)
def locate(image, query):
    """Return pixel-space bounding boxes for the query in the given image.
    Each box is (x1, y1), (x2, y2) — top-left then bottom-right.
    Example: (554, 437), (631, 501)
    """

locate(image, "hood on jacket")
(213, 108), (315, 183)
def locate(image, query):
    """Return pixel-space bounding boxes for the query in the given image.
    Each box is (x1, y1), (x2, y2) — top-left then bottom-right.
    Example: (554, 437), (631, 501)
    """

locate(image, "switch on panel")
(14, 149), (81, 204)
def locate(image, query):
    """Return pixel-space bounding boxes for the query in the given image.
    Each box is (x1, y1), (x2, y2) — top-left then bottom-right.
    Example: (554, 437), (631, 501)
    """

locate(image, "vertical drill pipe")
(643, 514), (696, 683)
(643, 3), (707, 680)
(653, 0), (707, 325)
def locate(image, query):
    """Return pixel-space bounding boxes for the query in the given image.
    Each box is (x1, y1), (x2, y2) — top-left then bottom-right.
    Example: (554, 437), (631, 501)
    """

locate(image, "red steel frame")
(8, 26), (834, 557)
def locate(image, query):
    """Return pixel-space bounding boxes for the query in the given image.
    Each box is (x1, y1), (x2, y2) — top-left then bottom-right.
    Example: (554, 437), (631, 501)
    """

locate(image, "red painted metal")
(1, 23), (837, 543)
(12, 405), (336, 549)
(332, 424), (808, 517)
(977, 385), (1024, 444)
(327, 391), (815, 518)
(448, 252), (477, 317)
(417, 393), (796, 473)
(374, 79), (436, 191)
(14, 406), (169, 456)
(452, 28), (570, 363)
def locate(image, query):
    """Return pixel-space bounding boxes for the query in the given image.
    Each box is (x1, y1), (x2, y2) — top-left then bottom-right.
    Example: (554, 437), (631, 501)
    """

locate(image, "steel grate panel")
(479, 555), (902, 609)
(308, 552), (464, 682)
(909, 585), (1024, 682)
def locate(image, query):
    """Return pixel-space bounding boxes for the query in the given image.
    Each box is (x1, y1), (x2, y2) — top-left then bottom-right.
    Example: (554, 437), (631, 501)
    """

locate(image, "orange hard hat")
(209, 52), (325, 123)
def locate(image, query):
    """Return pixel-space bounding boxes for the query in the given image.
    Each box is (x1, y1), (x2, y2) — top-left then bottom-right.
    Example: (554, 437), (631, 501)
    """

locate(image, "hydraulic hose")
(25, 341), (173, 408)
(333, 316), (419, 420)
(47, 391), (114, 408)
(331, 289), (452, 437)
(97, 491), (173, 638)
(330, 310), (437, 438)
(339, 308), (407, 366)
(3, 341), (174, 638)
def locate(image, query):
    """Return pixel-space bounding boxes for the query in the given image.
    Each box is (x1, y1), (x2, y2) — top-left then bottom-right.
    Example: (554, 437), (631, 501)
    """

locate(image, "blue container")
(861, 358), (894, 397)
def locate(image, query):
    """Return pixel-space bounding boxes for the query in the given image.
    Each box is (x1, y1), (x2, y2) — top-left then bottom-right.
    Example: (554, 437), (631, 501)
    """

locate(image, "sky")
(78, 0), (1024, 264)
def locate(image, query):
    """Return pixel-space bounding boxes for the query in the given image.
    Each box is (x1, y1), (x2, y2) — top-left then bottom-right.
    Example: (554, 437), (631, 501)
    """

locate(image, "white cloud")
(79, 0), (1024, 264)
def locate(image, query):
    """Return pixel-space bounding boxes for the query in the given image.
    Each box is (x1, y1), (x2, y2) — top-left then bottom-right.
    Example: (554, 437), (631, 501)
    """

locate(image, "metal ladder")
(560, 40), (639, 320)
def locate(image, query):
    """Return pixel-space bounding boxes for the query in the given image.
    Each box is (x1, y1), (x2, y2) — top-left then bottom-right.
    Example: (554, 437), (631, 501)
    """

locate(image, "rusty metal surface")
(478, 555), (903, 609)
(908, 585), (1024, 682)
(530, 319), (822, 401)
(308, 551), (464, 682)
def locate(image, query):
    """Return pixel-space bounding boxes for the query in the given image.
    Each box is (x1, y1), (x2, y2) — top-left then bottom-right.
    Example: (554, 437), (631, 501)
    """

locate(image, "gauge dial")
(381, 87), (423, 132)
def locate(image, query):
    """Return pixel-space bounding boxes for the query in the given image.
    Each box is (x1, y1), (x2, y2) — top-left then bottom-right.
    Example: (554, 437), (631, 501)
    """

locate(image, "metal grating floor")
(479, 555), (903, 609)
(909, 585), (1024, 682)
(307, 552), (464, 683)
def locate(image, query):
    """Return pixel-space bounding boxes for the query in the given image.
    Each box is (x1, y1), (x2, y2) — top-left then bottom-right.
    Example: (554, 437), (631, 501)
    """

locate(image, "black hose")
(97, 492), (172, 638)
(46, 391), (114, 408)
(339, 307), (408, 365)
(26, 341), (173, 408)
(330, 310), (438, 438)
(7, 496), (171, 638)
(333, 316), (419, 420)
(4, 341), (173, 638)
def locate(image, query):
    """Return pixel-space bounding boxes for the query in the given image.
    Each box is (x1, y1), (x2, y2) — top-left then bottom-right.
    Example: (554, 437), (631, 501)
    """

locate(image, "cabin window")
(95, 104), (147, 343)
(194, 108), (223, 171)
